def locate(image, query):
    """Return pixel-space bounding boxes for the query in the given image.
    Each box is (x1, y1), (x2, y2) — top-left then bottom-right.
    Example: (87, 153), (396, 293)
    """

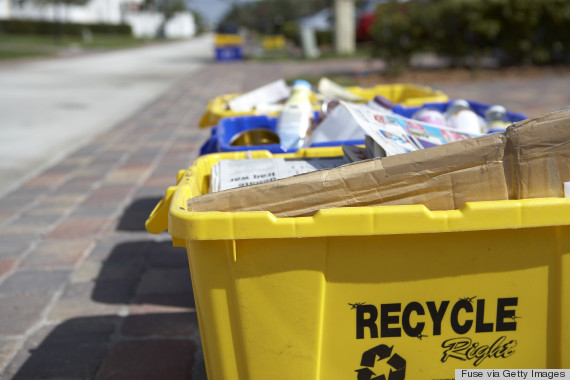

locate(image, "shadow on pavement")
(11, 239), (201, 379)
(11, 313), (198, 380)
(116, 197), (163, 231)
(91, 240), (193, 308)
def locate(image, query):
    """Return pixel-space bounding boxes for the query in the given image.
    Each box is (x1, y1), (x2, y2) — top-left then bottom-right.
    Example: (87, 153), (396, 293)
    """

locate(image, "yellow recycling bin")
(146, 147), (570, 380)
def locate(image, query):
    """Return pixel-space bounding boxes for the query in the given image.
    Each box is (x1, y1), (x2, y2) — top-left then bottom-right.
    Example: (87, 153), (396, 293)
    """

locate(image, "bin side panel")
(186, 226), (566, 379)
(188, 240), (244, 380)
(319, 228), (559, 378)
(230, 238), (327, 380)
(560, 226), (570, 368)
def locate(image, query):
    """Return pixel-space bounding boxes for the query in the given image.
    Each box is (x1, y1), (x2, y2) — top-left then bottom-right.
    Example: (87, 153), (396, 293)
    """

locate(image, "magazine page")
(340, 101), (480, 152)
(340, 102), (421, 156)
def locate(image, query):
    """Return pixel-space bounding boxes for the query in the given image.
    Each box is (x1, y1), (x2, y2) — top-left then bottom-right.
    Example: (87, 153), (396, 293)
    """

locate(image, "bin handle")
(145, 186), (177, 234)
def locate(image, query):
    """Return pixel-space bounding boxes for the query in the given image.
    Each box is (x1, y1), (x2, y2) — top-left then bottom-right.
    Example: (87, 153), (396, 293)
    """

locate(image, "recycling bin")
(146, 147), (570, 380)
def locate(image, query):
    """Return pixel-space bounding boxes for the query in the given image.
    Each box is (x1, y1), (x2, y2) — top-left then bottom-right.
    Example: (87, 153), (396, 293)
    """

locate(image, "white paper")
(228, 79), (291, 112)
(210, 157), (347, 192)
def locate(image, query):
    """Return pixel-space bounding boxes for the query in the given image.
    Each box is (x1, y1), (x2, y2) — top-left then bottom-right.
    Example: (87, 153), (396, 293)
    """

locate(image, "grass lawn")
(0, 34), (158, 61)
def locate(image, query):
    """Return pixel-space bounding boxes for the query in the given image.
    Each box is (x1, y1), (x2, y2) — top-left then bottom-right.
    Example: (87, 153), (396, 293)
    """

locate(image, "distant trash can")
(214, 33), (244, 62)
(198, 84), (449, 128)
(146, 147), (570, 380)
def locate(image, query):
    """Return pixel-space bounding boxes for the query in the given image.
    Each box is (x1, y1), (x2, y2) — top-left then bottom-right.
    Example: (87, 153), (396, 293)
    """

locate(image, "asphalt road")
(0, 34), (213, 195)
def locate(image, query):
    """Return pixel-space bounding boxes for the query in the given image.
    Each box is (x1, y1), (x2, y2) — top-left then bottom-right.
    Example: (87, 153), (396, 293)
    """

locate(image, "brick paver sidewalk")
(0, 58), (568, 380)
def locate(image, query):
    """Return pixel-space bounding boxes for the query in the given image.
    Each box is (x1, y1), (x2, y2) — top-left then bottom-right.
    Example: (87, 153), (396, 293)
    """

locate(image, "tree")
(219, 0), (332, 34)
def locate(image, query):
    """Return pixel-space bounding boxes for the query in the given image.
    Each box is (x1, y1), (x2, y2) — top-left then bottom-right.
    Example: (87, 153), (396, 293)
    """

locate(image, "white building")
(0, 0), (196, 39)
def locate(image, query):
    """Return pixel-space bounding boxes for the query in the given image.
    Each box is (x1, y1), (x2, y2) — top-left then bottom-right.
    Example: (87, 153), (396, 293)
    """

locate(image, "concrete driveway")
(0, 34), (213, 195)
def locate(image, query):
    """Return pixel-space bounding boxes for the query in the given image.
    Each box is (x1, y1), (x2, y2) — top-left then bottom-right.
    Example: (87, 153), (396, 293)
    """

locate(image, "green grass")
(0, 48), (55, 60)
(0, 33), (159, 61)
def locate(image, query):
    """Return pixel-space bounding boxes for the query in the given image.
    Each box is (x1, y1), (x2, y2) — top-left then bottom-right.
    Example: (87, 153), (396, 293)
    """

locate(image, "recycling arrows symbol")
(355, 344), (406, 380)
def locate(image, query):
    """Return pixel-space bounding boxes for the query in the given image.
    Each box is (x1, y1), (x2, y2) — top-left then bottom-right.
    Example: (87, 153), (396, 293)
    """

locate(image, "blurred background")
(1, 0), (568, 67)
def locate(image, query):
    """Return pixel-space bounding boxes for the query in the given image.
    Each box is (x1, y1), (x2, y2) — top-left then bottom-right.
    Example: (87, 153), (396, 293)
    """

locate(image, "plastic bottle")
(445, 100), (482, 135)
(484, 104), (509, 133)
(412, 107), (447, 127)
(276, 80), (314, 149)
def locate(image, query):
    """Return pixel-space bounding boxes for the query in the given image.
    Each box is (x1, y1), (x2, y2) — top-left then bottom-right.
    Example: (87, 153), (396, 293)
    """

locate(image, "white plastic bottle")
(445, 99), (482, 135)
(484, 104), (509, 133)
(276, 80), (313, 150)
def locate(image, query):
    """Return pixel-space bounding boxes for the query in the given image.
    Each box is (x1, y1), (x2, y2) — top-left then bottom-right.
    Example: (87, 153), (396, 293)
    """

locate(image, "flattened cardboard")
(188, 133), (508, 217)
(506, 107), (570, 199)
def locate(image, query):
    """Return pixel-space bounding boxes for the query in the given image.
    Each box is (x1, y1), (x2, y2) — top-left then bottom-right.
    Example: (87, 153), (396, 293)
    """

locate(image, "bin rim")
(145, 148), (570, 243)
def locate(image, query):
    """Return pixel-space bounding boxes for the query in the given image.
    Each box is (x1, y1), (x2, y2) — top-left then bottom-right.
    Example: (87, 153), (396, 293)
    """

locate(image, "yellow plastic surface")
(345, 83), (449, 106)
(214, 33), (243, 47)
(197, 84), (449, 128)
(262, 35), (286, 50)
(146, 148), (570, 379)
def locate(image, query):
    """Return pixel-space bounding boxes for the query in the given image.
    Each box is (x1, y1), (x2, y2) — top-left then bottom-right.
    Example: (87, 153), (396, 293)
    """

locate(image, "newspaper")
(210, 157), (348, 192)
(340, 101), (480, 154)
(340, 102), (421, 156)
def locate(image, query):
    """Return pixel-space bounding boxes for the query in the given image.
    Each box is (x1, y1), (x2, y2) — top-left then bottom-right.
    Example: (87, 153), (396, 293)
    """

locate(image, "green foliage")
(281, 20), (299, 44)
(370, 1), (416, 73)
(0, 34), (149, 61)
(370, 0), (570, 68)
(191, 10), (208, 34)
(0, 19), (132, 36)
(316, 30), (333, 46)
(219, 0), (330, 34)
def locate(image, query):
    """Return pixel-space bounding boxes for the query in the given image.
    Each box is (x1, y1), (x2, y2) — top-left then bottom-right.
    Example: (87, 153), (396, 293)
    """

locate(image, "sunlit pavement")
(0, 54), (568, 379)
